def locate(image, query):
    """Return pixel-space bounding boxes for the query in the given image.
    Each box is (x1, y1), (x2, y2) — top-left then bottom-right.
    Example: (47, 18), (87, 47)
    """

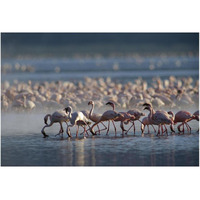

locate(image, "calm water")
(1, 56), (199, 83)
(1, 113), (199, 166)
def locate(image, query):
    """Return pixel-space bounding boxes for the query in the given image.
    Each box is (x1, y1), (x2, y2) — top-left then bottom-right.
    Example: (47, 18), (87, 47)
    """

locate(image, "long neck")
(149, 107), (155, 119)
(89, 103), (94, 118)
(110, 103), (115, 111)
(112, 103), (115, 111)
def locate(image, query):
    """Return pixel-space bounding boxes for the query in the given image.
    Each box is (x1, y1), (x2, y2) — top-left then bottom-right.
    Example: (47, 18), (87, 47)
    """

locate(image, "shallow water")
(1, 113), (199, 166)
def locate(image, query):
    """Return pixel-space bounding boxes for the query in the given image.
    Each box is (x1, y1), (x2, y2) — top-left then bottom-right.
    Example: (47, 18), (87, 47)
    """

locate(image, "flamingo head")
(193, 115), (199, 121)
(142, 103), (152, 108)
(63, 106), (72, 113)
(106, 101), (115, 110)
(167, 111), (174, 117)
(88, 101), (94, 105)
(143, 106), (150, 111)
(106, 101), (114, 106)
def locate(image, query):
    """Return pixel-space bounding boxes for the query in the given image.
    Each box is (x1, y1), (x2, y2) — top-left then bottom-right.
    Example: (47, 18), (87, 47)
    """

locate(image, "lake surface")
(1, 113), (199, 166)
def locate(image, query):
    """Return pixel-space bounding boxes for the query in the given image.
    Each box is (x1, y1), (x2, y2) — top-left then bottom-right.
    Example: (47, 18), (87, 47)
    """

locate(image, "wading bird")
(41, 110), (69, 138)
(88, 101), (107, 134)
(143, 103), (175, 135)
(90, 103), (123, 136)
(105, 101), (136, 135)
(141, 116), (156, 134)
(174, 110), (199, 134)
(143, 105), (173, 136)
(64, 106), (90, 138)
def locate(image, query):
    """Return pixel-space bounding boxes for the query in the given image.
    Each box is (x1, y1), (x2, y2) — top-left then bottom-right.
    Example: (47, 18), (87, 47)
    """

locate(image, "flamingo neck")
(67, 107), (72, 119)
(111, 103), (115, 111)
(149, 107), (155, 119)
(89, 103), (94, 118)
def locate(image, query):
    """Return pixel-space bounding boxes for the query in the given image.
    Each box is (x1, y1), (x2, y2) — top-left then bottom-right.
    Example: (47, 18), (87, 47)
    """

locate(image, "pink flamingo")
(88, 101), (107, 134)
(143, 103), (175, 135)
(174, 110), (199, 134)
(64, 106), (91, 138)
(125, 109), (145, 135)
(41, 110), (69, 138)
(105, 101), (136, 135)
(143, 105), (173, 136)
(89, 104), (123, 136)
(141, 117), (156, 134)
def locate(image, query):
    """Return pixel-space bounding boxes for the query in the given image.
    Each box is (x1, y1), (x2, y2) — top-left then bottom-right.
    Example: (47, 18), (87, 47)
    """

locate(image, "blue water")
(1, 56), (199, 83)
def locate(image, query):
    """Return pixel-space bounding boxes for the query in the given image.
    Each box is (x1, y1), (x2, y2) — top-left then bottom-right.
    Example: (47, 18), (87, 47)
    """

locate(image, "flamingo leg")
(157, 125), (161, 136)
(83, 121), (88, 138)
(85, 127), (89, 136)
(76, 125), (79, 138)
(125, 123), (133, 135)
(90, 122), (99, 135)
(41, 121), (55, 137)
(151, 124), (156, 133)
(106, 121), (110, 135)
(164, 124), (168, 136)
(112, 120), (117, 136)
(185, 122), (191, 133)
(55, 122), (64, 137)
(97, 124), (101, 134)
(80, 125), (89, 136)
(170, 124), (175, 133)
(99, 122), (107, 133)
(133, 121), (136, 135)
(161, 125), (164, 135)
(120, 122), (124, 135)
(147, 125), (150, 134)
(67, 124), (75, 137)
(178, 123), (184, 133)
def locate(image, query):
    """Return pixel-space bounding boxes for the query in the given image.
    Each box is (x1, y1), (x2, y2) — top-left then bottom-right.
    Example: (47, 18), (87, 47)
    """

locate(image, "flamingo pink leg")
(112, 120), (117, 136)
(106, 121), (110, 135)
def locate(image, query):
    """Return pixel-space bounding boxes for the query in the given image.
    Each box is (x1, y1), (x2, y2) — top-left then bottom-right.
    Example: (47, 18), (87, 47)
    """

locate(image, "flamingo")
(64, 106), (90, 138)
(143, 103), (175, 134)
(105, 101), (136, 135)
(125, 109), (145, 135)
(141, 117), (156, 134)
(88, 101), (107, 134)
(174, 111), (199, 134)
(90, 104), (123, 136)
(143, 106), (173, 136)
(41, 110), (69, 138)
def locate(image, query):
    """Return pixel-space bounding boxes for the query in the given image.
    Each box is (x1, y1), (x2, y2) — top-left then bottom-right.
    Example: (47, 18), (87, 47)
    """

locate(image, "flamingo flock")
(41, 100), (199, 138)
(1, 76), (198, 137)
